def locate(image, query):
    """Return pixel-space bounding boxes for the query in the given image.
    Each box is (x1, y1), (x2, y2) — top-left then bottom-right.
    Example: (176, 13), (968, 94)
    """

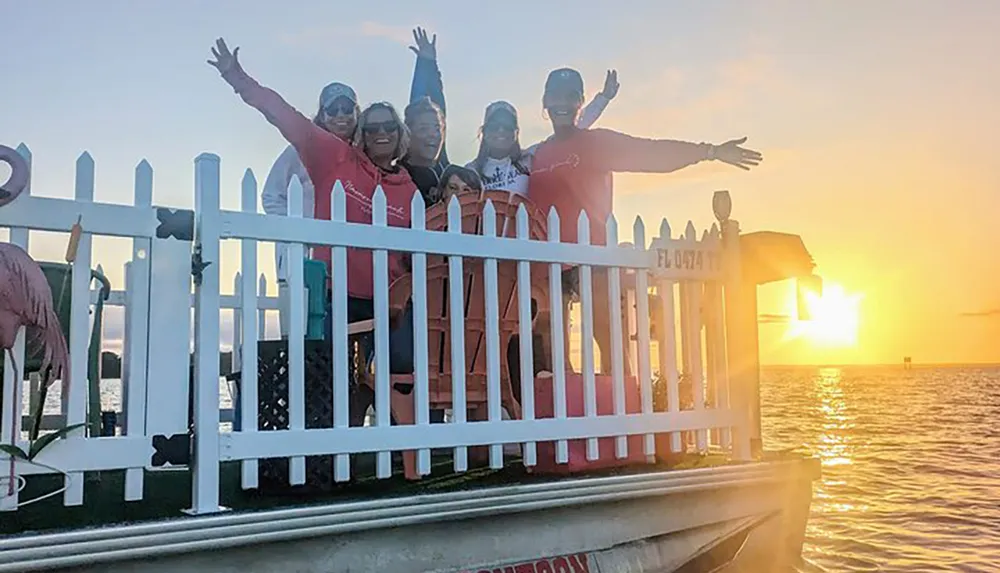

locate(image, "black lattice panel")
(255, 340), (363, 494)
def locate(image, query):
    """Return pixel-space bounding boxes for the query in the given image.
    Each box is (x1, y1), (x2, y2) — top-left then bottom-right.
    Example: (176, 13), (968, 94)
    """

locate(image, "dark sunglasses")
(484, 120), (517, 133)
(324, 102), (355, 117)
(362, 121), (399, 135)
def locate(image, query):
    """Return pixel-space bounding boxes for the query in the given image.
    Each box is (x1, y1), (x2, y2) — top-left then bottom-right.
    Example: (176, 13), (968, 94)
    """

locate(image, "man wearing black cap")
(529, 66), (763, 372)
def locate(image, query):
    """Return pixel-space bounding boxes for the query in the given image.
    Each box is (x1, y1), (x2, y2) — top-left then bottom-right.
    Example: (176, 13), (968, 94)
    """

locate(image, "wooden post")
(715, 191), (755, 461)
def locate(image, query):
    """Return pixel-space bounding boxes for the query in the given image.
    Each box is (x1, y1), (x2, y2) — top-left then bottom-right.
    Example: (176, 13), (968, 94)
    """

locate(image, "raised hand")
(601, 69), (620, 100)
(409, 27), (437, 61)
(713, 137), (763, 171)
(207, 38), (242, 77)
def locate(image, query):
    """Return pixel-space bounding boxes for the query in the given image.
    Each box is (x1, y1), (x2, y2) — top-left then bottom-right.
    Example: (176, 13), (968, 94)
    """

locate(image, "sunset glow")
(788, 284), (863, 348)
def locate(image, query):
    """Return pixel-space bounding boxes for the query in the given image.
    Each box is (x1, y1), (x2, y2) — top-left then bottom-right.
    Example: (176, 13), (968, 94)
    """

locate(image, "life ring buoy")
(0, 144), (29, 207)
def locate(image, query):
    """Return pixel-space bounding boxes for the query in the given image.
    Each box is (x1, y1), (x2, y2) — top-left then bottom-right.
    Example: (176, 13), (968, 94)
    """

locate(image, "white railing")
(1, 145), (753, 516)
(0, 145), (189, 510)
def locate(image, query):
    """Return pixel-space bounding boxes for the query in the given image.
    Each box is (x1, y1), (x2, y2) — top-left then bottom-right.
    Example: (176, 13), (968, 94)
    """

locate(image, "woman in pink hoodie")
(209, 38), (417, 417)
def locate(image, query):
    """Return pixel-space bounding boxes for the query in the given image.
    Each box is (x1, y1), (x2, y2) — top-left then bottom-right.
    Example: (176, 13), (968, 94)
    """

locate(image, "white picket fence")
(0, 145), (753, 516)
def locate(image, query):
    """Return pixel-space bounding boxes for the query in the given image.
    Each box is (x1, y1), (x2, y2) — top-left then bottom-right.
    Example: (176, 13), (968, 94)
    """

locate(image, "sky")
(2, 0), (998, 365)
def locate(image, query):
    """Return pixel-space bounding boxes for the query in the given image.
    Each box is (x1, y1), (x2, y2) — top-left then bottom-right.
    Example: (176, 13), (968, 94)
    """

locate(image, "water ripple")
(763, 365), (1000, 572)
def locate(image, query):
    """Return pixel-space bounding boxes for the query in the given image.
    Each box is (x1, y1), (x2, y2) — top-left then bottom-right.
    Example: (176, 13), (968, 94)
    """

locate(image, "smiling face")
(361, 106), (401, 163)
(543, 87), (583, 129)
(408, 109), (443, 164)
(483, 110), (518, 158)
(320, 96), (358, 140)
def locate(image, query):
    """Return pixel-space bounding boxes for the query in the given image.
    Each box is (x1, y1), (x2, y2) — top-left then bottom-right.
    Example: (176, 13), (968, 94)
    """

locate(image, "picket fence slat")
(575, 213), (599, 461)
(64, 152), (95, 506)
(446, 196), (468, 473)
(482, 200), (504, 469)
(330, 182), (352, 481)
(514, 205), (536, 467)
(239, 169), (260, 490)
(546, 209), (569, 464)
(286, 175), (306, 486)
(122, 158), (153, 501)
(371, 187), (393, 478)
(632, 218), (656, 459)
(605, 215), (628, 459)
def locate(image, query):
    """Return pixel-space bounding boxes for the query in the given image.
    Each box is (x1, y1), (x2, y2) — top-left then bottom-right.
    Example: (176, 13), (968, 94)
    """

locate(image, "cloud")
(277, 21), (412, 50)
(358, 21), (412, 47)
(960, 308), (1000, 318)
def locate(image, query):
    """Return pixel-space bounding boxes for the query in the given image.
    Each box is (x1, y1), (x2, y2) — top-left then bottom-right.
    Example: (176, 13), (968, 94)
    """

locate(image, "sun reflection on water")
(815, 367), (854, 468)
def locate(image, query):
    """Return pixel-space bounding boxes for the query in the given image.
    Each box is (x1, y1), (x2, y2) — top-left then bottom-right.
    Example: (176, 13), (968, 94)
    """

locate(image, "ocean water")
(761, 365), (1000, 573)
(19, 365), (1000, 571)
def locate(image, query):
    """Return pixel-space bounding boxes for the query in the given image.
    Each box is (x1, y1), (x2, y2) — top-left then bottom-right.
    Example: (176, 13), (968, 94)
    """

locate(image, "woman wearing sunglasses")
(466, 70), (620, 196)
(262, 82), (359, 304)
(208, 38), (417, 409)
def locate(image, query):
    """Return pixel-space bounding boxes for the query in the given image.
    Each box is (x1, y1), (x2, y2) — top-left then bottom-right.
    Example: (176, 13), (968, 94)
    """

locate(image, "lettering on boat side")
(461, 552), (591, 573)
(653, 247), (721, 274)
(155, 207), (195, 241)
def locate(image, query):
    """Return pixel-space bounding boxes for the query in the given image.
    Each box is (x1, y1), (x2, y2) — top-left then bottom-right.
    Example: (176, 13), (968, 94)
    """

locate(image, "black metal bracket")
(191, 244), (211, 286)
(151, 433), (191, 466)
(155, 208), (195, 241)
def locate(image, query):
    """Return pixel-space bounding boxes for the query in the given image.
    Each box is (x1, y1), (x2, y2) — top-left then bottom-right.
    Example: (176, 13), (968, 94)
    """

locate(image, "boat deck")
(3, 451), (735, 537)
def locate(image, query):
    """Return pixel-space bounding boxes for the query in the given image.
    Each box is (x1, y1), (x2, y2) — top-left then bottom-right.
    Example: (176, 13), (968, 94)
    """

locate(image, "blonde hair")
(352, 101), (410, 165)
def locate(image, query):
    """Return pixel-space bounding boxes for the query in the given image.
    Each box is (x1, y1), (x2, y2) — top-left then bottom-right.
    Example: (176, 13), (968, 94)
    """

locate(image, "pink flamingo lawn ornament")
(0, 144), (71, 497)
(0, 144), (29, 207)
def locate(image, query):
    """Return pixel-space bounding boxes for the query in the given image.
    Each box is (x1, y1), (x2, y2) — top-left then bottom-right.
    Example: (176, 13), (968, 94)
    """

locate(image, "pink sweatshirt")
(528, 128), (710, 245)
(223, 68), (413, 299)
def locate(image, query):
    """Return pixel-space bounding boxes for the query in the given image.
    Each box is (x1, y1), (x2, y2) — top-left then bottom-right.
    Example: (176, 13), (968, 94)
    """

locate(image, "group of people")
(207, 28), (762, 419)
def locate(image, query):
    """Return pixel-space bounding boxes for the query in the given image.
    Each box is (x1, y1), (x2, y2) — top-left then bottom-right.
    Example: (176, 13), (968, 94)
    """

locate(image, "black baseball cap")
(544, 67), (584, 98)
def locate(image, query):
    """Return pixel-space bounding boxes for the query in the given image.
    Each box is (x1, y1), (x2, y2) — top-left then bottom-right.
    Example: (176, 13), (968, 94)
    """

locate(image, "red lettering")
(570, 554), (590, 573)
(551, 557), (572, 573)
(514, 564), (536, 573)
(535, 560), (554, 573)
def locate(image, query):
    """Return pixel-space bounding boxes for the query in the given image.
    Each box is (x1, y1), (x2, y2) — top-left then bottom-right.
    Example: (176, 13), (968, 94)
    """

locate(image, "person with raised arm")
(262, 82), (360, 285)
(528, 67), (762, 373)
(466, 70), (620, 195)
(208, 38), (417, 413)
(401, 27), (449, 204)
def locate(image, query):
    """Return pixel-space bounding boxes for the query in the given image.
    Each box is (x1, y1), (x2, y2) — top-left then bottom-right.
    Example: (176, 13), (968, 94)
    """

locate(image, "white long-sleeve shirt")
(466, 93), (612, 196)
(261, 145), (316, 281)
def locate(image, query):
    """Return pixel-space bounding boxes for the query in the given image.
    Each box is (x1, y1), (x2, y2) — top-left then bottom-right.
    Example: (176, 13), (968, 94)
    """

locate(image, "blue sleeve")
(409, 57), (449, 165)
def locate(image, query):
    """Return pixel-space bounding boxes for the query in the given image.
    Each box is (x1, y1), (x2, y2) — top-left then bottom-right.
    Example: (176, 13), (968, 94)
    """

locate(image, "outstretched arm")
(207, 38), (347, 175)
(407, 27), (449, 165)
(576, 70), (620, 129)
(592, 129), (763, 173)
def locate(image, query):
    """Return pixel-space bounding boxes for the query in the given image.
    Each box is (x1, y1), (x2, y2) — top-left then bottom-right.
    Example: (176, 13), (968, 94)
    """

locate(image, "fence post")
(188, 152), (223, 514)
(716, 191), (753, 461)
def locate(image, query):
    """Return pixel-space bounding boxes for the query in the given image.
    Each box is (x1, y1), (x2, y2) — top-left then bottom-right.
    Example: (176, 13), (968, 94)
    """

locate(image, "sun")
(787, 284), (863, 347)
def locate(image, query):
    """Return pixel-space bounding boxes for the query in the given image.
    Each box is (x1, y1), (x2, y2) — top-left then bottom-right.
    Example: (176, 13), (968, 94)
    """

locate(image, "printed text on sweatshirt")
(223, 67), (414, 299)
